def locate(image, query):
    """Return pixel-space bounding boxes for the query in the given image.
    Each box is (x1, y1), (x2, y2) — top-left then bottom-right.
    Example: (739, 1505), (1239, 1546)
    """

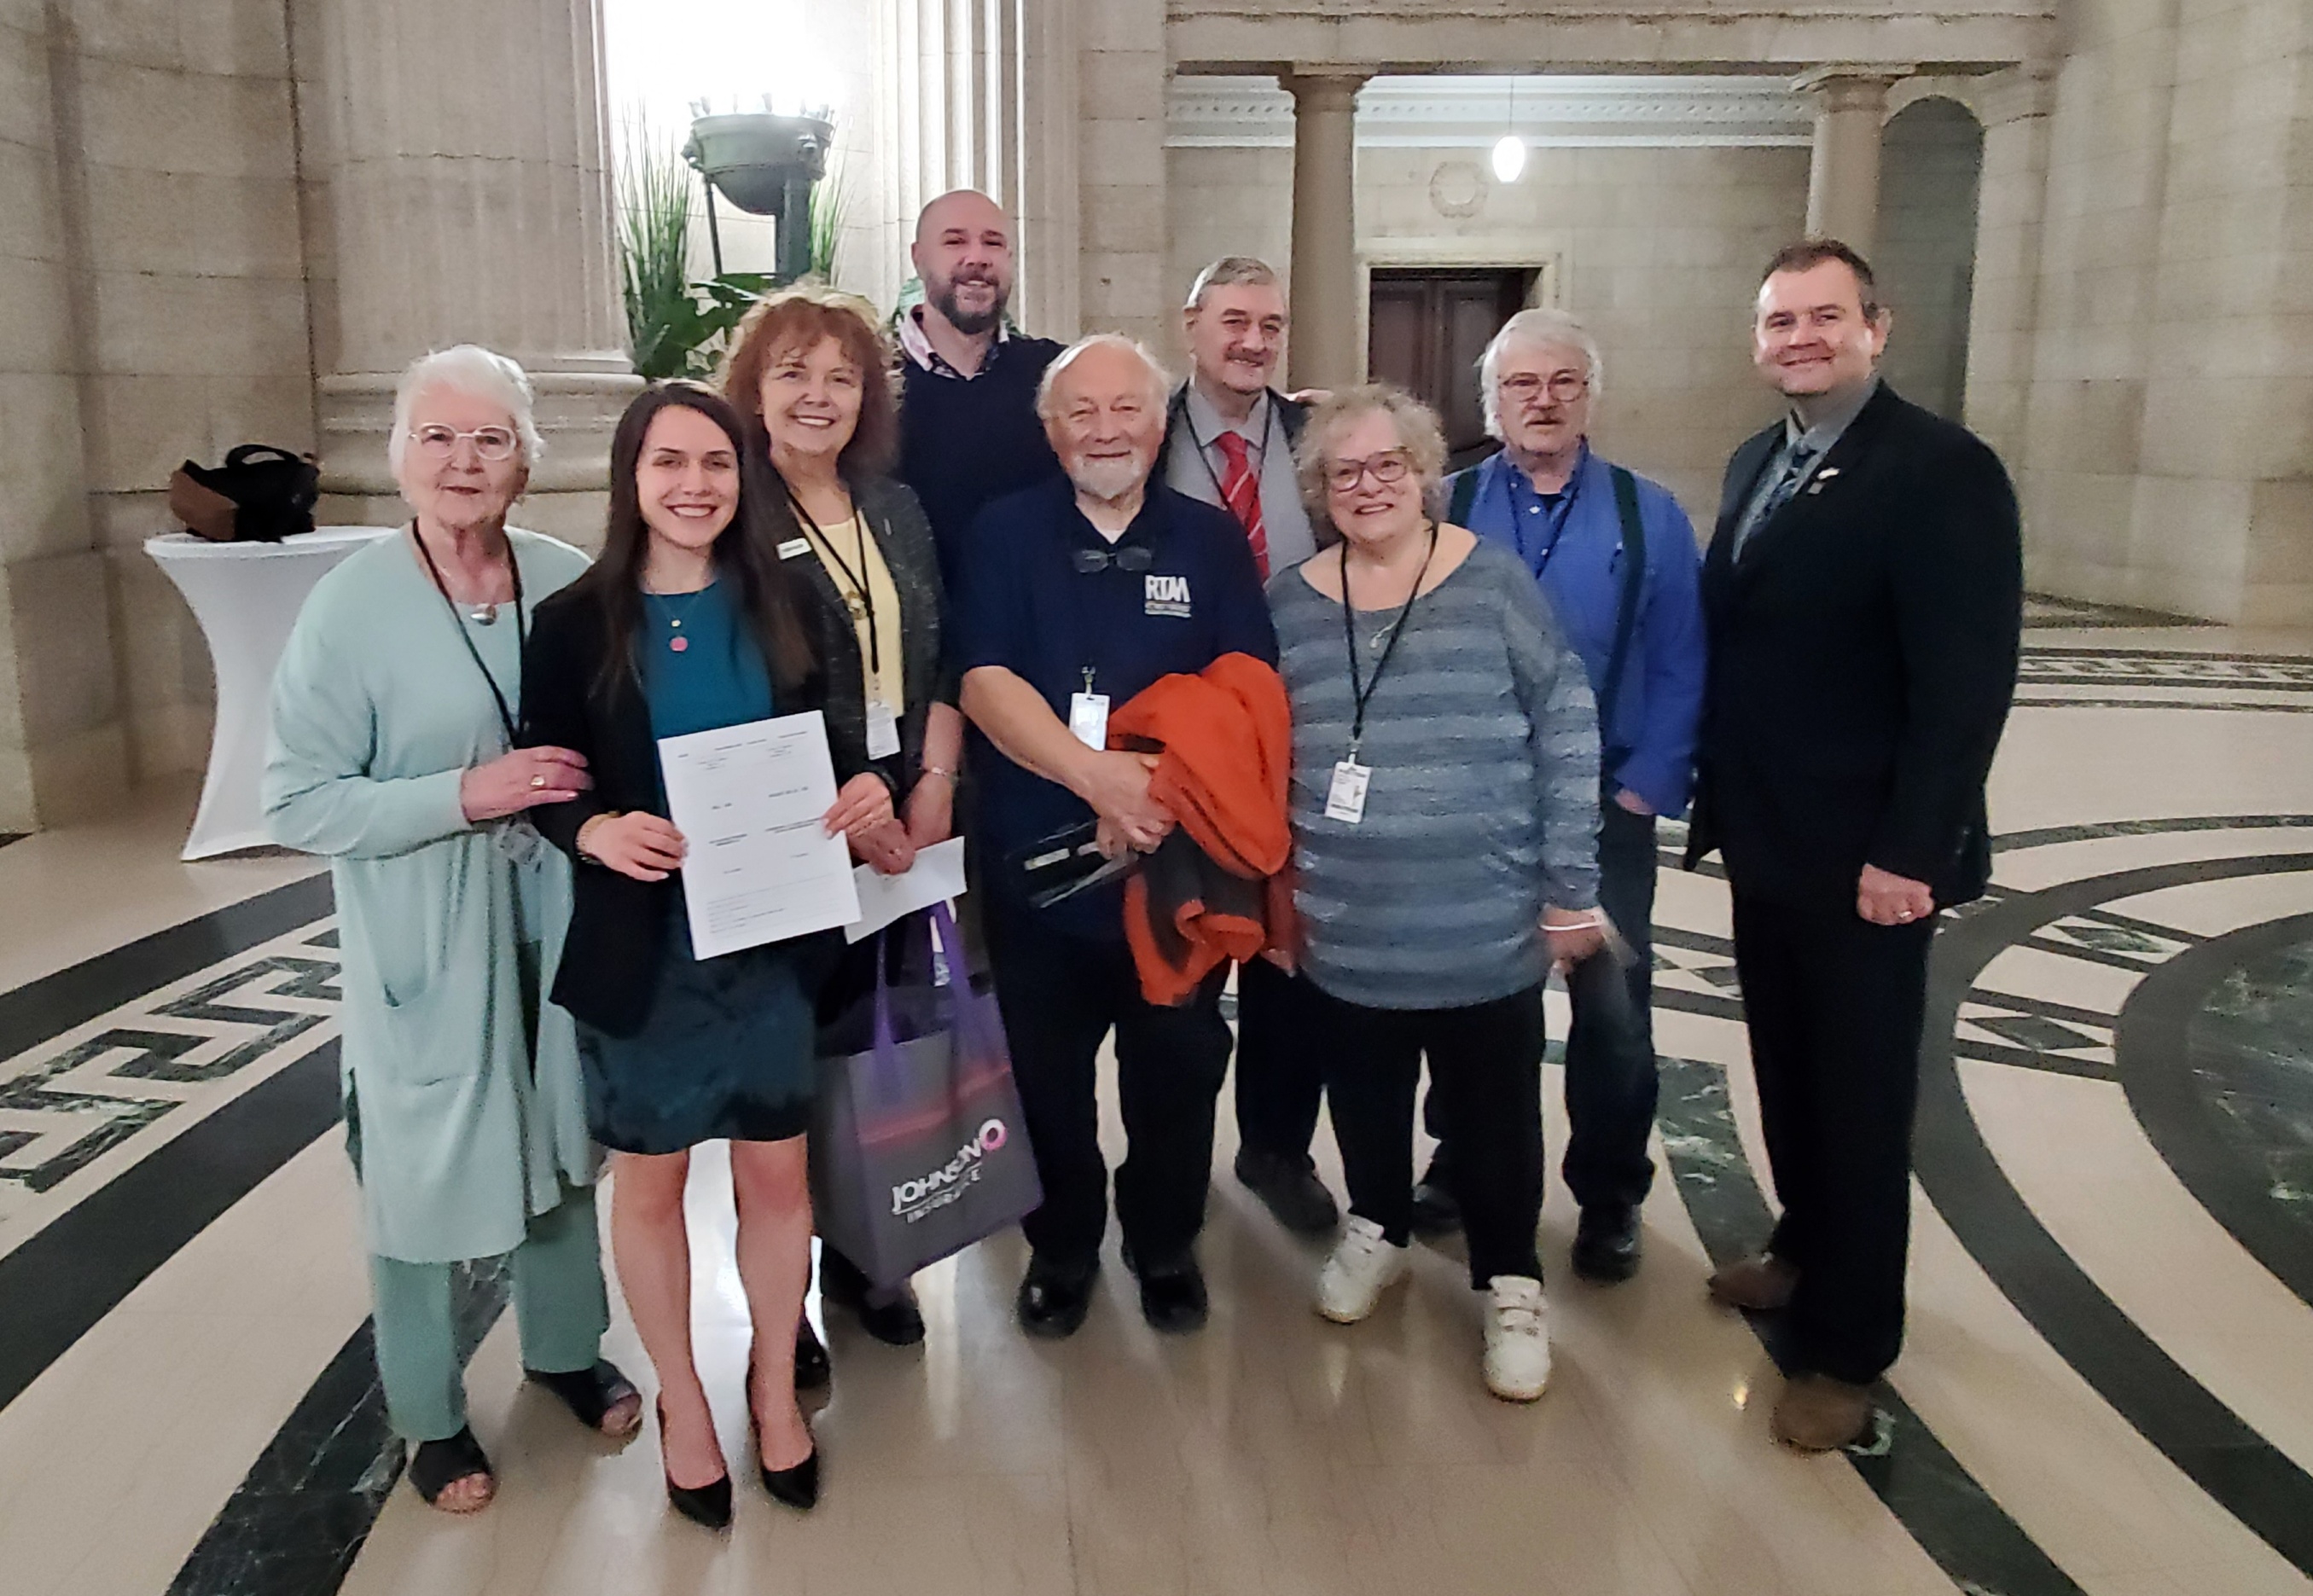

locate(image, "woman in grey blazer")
(722, 285), (963, 1354)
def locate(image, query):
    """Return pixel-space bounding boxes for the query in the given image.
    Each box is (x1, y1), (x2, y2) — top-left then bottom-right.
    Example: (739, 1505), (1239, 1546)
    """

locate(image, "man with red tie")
(1159, 256), (1335, 1237)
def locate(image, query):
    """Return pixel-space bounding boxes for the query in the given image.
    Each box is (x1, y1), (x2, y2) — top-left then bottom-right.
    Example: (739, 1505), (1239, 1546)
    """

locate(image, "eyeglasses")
(1072, 545), (1154, 574)
(1498, 372), (1589, 404)
(409, 423), (520, 462)
(1325, 451), (1413, 493)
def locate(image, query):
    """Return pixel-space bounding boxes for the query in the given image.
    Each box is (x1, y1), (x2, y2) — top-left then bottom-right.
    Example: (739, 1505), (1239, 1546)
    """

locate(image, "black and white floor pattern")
(1, 615), (2308, 1596)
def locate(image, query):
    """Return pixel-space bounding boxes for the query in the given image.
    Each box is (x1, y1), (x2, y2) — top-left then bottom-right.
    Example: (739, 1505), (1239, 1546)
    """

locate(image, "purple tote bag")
(809, 903), (1041, 1288)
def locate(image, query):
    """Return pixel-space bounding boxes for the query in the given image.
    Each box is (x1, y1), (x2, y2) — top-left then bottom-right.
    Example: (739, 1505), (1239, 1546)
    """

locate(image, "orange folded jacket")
(1106, 652), (1295, 1007)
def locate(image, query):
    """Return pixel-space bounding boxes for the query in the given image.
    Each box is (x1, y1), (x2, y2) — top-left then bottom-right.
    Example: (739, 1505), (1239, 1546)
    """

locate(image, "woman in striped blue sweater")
(1270, 386), (1604, 1402)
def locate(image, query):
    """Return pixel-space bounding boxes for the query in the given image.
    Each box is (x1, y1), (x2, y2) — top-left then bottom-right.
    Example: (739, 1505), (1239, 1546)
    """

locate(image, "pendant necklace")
(650, 584), (711, 653)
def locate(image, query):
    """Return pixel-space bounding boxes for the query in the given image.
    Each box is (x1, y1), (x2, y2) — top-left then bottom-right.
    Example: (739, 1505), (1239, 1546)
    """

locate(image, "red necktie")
(1213, 430), (1270, 580)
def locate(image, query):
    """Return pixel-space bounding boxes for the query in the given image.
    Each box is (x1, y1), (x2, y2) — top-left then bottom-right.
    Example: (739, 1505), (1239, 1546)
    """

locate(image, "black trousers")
(1424, 800), (1661, 1212)
(1730, 890), (1934, 1385)
(985, 900), (1233, 1268)
(1232, 955), (1327, 1165)
(1315, 982), (1545, 1289)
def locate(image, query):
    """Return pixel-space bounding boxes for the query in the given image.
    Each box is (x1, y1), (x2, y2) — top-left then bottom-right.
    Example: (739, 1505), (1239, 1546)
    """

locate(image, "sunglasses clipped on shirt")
(1072, 545), (1155, 574)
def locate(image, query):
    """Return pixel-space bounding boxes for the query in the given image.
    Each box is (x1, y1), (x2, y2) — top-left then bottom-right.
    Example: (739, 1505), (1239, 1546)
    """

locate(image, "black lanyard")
(784, 480), (881, 677)
(413, 524), (525, 748)
(1340, 522), (1438, 757)
(1185, 393), (1278, 519)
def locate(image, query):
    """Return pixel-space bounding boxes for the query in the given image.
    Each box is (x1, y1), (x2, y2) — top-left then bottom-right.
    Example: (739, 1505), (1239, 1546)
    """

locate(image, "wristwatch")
(575, 811), (619, 865)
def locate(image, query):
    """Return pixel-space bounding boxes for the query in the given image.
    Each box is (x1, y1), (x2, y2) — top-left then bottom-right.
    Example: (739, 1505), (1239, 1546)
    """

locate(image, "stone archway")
(1876, 96), (1984, 421)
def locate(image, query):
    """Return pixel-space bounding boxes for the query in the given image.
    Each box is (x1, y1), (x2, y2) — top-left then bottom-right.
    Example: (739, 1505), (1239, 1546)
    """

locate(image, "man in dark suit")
(1686, 240), (2021, 1451)
(1158, 256), (1334, 1238)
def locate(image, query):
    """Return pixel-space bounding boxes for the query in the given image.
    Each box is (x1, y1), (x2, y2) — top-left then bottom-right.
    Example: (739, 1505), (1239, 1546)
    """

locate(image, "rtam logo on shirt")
(1144, 574), (1191, 618)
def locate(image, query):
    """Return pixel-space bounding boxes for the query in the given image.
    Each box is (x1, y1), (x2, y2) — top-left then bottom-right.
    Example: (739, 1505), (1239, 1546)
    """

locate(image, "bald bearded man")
(895, 189), (1067, 585)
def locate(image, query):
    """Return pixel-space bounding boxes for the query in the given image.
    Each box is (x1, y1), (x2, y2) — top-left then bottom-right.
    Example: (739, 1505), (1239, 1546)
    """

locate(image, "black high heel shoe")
(656, 1399), (733, 1530)
(747, 1357), (821, 1511)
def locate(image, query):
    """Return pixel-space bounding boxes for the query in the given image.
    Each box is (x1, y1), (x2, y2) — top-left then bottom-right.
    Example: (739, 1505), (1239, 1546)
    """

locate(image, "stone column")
(0, 12), (121, 830)
(1963, 63), (2057, 464)
(1794, 67), (1909, 257)
(298, 0), (641, 544)
(1283, 72), (1369, 393)
(870, 0), (1078, 337)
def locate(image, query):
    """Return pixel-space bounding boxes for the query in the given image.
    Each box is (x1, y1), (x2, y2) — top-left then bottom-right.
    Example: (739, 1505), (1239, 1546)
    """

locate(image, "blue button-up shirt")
(1447, 444), (1706, 817)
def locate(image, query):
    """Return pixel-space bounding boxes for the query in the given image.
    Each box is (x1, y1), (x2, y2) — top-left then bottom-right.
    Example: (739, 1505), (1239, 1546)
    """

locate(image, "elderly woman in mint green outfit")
(264, 345), (642, 1515)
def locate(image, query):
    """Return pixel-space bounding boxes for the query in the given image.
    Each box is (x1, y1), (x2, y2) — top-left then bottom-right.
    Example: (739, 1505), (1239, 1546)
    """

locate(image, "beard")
(929, 273), (1008, 337)
(1066, 453), (1148, 504)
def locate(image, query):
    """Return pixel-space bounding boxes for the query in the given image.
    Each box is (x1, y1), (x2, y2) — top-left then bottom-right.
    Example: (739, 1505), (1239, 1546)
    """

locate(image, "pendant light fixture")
(1491, 74), (1526, 183)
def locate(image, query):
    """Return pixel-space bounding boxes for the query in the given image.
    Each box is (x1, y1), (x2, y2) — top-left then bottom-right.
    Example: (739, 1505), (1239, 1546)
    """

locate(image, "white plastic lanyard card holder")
(1325, 744), (1370, 824)
(1069, 667), (1110, 751)
(866, 698), (902, 759)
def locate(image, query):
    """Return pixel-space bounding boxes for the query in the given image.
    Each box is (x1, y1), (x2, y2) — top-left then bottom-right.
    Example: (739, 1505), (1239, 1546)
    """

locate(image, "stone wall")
(2005, 0), (2312, 623)
(1165, 140), (1808, 529)
(1876, 96), (1983, 421)
(0, 1), (317, 828)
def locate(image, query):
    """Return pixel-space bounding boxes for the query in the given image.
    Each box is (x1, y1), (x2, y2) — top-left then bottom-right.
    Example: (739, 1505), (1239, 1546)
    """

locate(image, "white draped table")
(146, 526), (398, 859)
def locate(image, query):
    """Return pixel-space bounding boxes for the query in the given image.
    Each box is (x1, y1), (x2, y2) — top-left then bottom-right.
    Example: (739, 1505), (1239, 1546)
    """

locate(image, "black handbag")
(167, 444), (320, 542)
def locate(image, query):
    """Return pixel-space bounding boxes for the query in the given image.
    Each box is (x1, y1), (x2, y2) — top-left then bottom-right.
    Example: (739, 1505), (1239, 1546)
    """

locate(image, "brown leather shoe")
(1706, 1252), (1798, 1311)
(1770, 1375), (1875, 1452)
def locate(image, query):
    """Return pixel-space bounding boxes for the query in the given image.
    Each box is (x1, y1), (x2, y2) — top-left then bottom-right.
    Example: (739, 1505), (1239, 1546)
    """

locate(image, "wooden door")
(1367, 269), (1537, 468)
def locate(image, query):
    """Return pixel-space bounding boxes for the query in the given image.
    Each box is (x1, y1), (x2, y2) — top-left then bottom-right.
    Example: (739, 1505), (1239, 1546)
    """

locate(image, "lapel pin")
(1807, 467), (1840, 495)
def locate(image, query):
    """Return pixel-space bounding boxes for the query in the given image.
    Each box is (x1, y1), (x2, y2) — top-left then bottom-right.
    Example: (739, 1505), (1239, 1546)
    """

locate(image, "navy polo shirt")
(953, 474), (1278, 939)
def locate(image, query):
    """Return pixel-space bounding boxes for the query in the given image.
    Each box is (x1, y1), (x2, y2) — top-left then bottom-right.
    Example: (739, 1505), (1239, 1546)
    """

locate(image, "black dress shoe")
(761, 1447), (821, 1511)
(1126, 1248), (1209, 1333)
(745, 1385), (821, 1511)
(1409, 1155), (1462, 1236)
(1015, 1254), (1099, 1339)
(1572, 1205), (1643, 1284)
(656, 1401), (733, 1530)
(822, 1250), (927, 1347)
(794, 1317), (831, 1390)
(1233, 1146), (1340, 1235)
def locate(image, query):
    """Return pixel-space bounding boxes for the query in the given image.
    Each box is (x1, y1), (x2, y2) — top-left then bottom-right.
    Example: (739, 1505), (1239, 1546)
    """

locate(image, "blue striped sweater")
(1270, 537), (1601, 1010)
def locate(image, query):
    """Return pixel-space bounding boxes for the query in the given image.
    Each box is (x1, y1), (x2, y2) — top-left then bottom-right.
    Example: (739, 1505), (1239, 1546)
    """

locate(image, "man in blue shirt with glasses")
(1428, 307), (1706, 1284)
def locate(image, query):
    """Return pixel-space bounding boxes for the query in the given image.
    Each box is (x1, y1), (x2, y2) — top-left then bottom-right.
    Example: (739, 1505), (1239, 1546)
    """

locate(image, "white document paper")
(844, 836), (968, 943)
(658, 711), (862, 960)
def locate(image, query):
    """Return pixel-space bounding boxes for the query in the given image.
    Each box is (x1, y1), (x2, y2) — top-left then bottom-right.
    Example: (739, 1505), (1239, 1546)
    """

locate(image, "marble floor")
(2, 601), (2310, 1595)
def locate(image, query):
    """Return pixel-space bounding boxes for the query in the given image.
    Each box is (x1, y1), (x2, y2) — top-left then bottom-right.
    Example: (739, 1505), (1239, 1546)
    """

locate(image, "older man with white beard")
(956, 335), (1277, 1341)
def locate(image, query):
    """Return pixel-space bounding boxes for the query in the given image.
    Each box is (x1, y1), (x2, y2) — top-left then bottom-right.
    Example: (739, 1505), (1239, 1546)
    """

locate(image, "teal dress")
(573, 581), (828, 1152)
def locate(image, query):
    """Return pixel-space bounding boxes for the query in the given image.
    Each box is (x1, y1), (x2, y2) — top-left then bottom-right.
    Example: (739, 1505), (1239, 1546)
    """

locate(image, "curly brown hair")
(718, 285), (901, 478)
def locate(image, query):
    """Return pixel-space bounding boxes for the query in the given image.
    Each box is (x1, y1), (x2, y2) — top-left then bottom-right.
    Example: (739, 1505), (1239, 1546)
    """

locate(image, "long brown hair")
(719, 285), (900, 477)
(567, 381), (816, 704)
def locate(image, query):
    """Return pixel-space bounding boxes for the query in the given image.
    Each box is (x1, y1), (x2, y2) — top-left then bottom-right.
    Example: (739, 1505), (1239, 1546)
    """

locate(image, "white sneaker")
(1483, 1275), (1551, 1401)
(1316, 1216), (1410, 1323)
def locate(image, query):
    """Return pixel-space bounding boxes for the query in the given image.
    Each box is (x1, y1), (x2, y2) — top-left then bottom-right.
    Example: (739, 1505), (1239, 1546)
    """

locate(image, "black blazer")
(1683, 383), (2022, 908)
(520, 581), (870, 1037)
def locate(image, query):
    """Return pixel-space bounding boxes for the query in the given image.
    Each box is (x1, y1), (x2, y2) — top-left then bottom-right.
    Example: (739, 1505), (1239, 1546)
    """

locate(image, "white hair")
(387, 345), (545, 473)
(1035, 333), (1171, 421)
(1479, 308), (1604, 438)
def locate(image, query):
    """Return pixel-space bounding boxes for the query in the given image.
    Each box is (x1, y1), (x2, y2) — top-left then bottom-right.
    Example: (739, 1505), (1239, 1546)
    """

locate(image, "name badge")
(777, 537), (812, 560)
(1324, 759), (1370, 824)
(866, 698), (901, 759)
(1069, 691), (1111, 751)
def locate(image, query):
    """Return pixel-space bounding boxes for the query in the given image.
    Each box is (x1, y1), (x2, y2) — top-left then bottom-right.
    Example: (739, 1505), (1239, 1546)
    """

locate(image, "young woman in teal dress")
(522, 381), (893, 1524)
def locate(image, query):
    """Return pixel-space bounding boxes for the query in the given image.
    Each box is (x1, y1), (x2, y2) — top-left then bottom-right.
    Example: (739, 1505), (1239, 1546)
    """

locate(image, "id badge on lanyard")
(1325, 758), (1370, 823)
(866, 697), (902, 758)
(1069, 666), (1111, 751)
